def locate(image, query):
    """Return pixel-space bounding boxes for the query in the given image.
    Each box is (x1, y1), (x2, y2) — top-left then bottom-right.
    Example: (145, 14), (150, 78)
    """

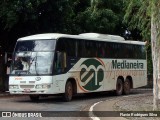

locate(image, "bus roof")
(18, 33), (146, 45)
(79, 33), (125, 41)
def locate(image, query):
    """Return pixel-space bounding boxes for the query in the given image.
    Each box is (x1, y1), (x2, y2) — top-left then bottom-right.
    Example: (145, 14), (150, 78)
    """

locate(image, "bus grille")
(20, 85), (35, 89)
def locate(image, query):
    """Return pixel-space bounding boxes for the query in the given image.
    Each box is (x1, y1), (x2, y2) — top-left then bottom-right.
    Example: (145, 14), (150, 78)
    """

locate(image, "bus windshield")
(11, 40), (56, 75)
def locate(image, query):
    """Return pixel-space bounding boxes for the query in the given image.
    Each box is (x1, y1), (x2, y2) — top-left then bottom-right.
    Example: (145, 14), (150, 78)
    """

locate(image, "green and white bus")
(9, 33), (147, 101)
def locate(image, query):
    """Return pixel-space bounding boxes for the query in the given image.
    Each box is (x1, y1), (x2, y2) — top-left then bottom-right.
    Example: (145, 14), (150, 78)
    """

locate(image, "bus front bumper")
(9, 84), (54, 94)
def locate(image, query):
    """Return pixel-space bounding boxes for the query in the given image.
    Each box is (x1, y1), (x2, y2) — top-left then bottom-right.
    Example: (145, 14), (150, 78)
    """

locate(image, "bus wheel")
(116, 79), (123, 96)
(63, 81), (73, 102)
(123, 79), (130, 95)
(29, 95), (39, 102)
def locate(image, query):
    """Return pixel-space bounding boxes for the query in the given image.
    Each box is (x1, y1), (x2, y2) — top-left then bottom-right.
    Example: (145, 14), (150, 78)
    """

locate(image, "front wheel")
(63, 81), (73, 102)
(115, 79), (123, 96)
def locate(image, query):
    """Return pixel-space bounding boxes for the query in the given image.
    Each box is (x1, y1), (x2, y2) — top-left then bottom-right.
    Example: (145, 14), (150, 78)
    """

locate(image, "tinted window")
(76, 39), (85, 57)
(56, 38), (76, 57)
(15, 40), (56, 52)
(56, 38), (146, 59)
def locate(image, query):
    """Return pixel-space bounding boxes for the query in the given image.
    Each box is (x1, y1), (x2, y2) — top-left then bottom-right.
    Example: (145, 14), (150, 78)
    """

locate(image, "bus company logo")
(79, 59), (105, 91)
(112, 60), (144, 69)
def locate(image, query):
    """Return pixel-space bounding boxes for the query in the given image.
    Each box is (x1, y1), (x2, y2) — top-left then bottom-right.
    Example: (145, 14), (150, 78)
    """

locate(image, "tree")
(124, 0), (150, 40)
(0, 0), (47, 31)
(0, 0), (48, 52)
(151, 0), (160, 110)
(75, 0), (124, 35)
(0, 0), (77, 52)
(124, 0), (160, 110)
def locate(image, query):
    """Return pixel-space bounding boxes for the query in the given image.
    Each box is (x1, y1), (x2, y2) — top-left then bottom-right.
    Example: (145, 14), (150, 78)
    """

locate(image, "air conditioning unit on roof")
(79, 33), (125, 41)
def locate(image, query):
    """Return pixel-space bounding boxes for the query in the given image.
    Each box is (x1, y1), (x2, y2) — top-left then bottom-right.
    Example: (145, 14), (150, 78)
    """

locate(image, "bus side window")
(55, 51), (67, 73)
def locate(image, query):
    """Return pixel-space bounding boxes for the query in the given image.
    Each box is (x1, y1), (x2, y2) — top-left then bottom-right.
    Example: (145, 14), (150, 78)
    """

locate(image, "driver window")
(55, 52), (67, 73)
(14, 57), (29, 70)
(55, 38), (68, 73)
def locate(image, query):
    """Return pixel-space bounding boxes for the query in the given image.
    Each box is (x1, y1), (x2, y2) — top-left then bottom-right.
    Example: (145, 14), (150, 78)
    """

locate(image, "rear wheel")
(123, 79), (131, 95)
(29, 95), (39, 102)
(63, 81), (73, 102)
(116, 79), (123, 96)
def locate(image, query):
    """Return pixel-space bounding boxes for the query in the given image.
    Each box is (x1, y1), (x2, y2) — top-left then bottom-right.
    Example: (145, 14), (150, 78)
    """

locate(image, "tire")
(29, 95), (39, 102)
(63, 81), (73, 102)
(116, 79), (123, 96)
(123, 79), (131, 95)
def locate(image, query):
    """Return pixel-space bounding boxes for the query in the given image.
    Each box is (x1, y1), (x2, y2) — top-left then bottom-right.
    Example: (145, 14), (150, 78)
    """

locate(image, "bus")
(9, 33), (147, 101)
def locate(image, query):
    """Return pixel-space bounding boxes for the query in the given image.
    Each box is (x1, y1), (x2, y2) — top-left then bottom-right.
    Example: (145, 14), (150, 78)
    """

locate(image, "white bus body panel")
(68, 58), (147, 93)
(9, 76), (65, 94)
(9, 58), (147, 94)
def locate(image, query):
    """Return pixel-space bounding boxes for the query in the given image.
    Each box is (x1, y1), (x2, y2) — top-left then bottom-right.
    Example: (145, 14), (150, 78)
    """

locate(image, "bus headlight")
(36, 84), (51, 89)
(9, 85), (19, 89)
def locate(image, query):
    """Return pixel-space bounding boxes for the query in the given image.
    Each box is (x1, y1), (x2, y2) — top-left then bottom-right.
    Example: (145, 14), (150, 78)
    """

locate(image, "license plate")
(24, 89), (31, 93)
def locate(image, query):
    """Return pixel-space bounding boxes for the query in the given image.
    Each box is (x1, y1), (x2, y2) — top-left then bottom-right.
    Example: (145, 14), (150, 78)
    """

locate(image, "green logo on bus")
(80, 59), (105, 91)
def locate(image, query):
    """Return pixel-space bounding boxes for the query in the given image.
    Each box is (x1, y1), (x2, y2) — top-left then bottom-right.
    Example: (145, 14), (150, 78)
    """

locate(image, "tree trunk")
(151, 13), (159, 110)
(158, 57), (160, 99)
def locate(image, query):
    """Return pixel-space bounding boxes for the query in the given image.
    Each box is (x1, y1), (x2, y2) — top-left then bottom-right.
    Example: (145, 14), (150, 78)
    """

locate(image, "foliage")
(0, 0), (47, 30)
(0, 0), (125, 34)
(123, 0), (150, 40)
(75, 0), (124, 34)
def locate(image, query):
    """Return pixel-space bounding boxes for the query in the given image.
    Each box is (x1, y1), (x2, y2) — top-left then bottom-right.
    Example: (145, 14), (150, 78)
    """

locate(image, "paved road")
(80, 89), (152, 120)
(0, 89), (152, 120)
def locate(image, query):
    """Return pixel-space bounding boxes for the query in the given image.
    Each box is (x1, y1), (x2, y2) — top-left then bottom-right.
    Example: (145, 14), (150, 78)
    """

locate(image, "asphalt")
(88, 89), (154, 120)
(0, 91), (10, 96)
(0, 89), (154, 120)
(0, 91), (21, 97)
(89, 97), (128, 120)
